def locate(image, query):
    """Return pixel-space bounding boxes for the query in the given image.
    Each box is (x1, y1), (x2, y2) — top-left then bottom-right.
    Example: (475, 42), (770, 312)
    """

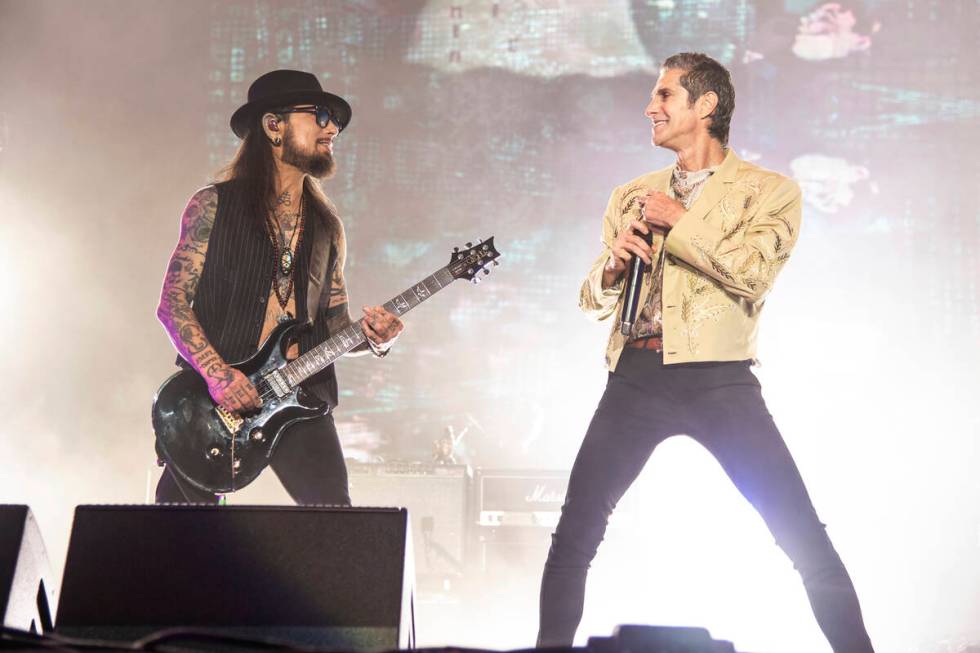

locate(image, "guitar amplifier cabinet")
(471, 470), (568, 577)
(475, 468), (569, 528)
(348, 461), (471, 579)
(56, 505), (414, 651)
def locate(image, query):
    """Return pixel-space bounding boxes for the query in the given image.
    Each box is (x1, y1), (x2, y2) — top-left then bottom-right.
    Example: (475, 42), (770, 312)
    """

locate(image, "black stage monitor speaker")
(589, 624), (737, 653)
(0, 505), (57, 634)
(55, 505), (414, 650)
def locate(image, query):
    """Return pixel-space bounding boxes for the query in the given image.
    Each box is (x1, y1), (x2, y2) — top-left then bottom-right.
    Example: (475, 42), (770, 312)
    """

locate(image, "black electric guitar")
(152, 238), (501, 494)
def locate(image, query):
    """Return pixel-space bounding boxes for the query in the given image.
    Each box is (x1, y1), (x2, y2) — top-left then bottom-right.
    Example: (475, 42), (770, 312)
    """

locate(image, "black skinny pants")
(155, 413), (351, 506)
(538, 348), (874, 653)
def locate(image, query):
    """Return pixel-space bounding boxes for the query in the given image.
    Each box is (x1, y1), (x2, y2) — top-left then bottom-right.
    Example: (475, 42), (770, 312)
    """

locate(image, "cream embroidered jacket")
(579, 148), (802, 369)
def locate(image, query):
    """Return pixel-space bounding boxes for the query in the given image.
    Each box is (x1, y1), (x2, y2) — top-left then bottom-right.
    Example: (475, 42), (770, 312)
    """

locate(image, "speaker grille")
(56, 505), (413, 650)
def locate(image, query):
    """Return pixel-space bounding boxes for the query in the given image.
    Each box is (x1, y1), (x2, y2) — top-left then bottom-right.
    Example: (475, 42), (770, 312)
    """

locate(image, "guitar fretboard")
(280, 266), (457, 387)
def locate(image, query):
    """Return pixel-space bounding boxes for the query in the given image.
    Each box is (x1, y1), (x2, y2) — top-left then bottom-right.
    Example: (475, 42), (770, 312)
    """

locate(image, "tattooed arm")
(156, 187), (261, 412)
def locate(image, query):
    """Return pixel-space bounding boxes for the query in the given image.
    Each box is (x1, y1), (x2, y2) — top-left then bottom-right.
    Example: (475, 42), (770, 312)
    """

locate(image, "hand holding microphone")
(603, 190), (685, 290)
(602, 217), (655, 289)
(617, 214), (655, 335)
(603, 192), (684, 335)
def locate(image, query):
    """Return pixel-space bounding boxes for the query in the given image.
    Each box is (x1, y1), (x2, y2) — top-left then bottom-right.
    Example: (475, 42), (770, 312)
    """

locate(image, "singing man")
(538, 52), (875, 653)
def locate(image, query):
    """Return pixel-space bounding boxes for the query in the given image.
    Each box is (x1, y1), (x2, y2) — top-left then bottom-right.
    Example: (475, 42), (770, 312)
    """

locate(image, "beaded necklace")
(264, 194), (306, 309)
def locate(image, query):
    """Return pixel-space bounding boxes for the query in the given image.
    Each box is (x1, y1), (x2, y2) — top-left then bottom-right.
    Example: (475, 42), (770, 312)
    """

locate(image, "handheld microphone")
(619, 224), (654, 336)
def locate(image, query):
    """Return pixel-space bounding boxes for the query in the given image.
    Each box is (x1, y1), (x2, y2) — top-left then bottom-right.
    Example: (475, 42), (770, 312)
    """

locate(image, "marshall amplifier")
(472, 470), (568, 577)
(474, 469), (569, 528)
(348, 461), (470, 580)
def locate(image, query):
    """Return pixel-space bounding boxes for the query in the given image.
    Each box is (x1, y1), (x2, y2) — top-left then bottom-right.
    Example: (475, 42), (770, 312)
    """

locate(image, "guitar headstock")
(448, 237), (501, 283)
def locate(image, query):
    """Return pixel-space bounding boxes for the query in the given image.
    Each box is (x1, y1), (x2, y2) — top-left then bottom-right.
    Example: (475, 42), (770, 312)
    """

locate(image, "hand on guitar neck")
(361, 305), (404, 353)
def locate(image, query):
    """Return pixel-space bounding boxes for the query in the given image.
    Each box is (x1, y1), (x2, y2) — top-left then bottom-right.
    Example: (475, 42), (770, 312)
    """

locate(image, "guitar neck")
(280, 266), (457, 388)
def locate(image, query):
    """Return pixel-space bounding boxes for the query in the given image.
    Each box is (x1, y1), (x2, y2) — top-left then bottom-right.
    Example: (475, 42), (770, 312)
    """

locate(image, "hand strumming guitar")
(207, 364), (262, 414)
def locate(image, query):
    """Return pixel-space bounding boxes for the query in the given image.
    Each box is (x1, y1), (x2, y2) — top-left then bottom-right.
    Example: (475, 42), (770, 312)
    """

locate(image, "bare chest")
(258, 198), (306, 358)
(259, 289), (299, 359)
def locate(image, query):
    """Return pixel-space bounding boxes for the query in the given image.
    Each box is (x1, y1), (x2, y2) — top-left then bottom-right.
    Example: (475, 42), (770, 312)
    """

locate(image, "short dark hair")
(661, 52), (735, 146)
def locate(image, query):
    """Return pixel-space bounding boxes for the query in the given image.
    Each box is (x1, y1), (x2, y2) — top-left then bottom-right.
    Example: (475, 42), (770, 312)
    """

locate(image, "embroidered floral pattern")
(718, 179), (763, 231)
(691, 235), (738, 283)
(736, 250), (769, 293)
(633, 166), (715, 340)
(679, 271), (734, 354)
(582, 156), (802, 368)
(719, 216), (749, 244)
(773, 213), (796, 238)
(620, 184), (648, 220)
(687, 173), (796, 303)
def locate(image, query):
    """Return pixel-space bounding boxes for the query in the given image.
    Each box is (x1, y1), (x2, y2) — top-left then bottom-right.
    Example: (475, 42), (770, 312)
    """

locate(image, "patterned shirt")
(631, 163), (718, 340)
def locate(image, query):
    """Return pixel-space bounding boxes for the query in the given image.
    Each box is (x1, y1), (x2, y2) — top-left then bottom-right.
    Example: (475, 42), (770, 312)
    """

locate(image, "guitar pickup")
(265, 370), (291, 398)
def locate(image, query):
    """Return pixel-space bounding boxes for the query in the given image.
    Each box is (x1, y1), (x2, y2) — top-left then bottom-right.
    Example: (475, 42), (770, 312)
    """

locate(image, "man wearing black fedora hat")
(154, 69), (403, 504)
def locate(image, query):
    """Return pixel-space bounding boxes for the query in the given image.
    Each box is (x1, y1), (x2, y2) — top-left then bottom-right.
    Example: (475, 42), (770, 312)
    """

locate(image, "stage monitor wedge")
(0, 505), (57, 634)
(55, 504), (414, 651)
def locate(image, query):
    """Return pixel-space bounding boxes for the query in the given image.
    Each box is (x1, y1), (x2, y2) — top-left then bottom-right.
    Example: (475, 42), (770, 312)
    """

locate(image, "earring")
(273, 136), (282, 146)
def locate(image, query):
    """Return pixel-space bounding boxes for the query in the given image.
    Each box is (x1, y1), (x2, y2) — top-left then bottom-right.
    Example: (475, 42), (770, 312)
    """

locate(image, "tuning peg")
(453, 246), (460, 252)
(483, 269), (490, 276)
(492, 260), (499, 266)
(472, 277), (481, 285)
(466, 242), (473, 248)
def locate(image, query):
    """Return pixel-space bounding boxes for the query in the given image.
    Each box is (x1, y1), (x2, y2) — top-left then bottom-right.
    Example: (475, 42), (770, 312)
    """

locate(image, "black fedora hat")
(230, 69), (352, 138)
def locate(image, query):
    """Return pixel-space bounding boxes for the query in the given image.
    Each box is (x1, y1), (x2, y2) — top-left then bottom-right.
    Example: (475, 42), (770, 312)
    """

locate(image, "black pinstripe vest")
(186, 178), (339, 406)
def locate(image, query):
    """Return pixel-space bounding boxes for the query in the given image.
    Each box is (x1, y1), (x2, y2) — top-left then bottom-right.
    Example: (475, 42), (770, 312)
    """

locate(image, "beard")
(281, 128), (335, 178)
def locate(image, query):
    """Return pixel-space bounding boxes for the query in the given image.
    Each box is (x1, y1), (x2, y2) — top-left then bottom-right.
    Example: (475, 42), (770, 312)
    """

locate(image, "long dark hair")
(215, 113), (339, 233)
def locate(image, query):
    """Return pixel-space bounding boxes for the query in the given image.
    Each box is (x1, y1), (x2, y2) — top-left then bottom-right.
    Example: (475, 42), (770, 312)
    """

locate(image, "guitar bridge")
(215, 404), (244, 435)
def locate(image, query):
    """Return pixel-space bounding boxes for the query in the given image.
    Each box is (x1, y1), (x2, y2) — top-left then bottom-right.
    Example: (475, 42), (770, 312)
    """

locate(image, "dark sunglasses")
(278, 105), (347, 131)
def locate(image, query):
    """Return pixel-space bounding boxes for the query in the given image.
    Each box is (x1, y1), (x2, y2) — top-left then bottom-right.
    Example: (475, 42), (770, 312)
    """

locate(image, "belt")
(627, 336), (663, 352)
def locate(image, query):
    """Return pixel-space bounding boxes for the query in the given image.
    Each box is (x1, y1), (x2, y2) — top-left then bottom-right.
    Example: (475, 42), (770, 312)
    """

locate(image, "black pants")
(538, 348), (874, 653)
(155, 413), (351, 506)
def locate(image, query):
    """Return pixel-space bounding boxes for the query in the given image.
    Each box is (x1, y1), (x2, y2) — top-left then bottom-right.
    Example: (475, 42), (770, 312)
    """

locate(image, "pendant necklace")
(266, 194), (306, 309)
(278, 194), (304, 275)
